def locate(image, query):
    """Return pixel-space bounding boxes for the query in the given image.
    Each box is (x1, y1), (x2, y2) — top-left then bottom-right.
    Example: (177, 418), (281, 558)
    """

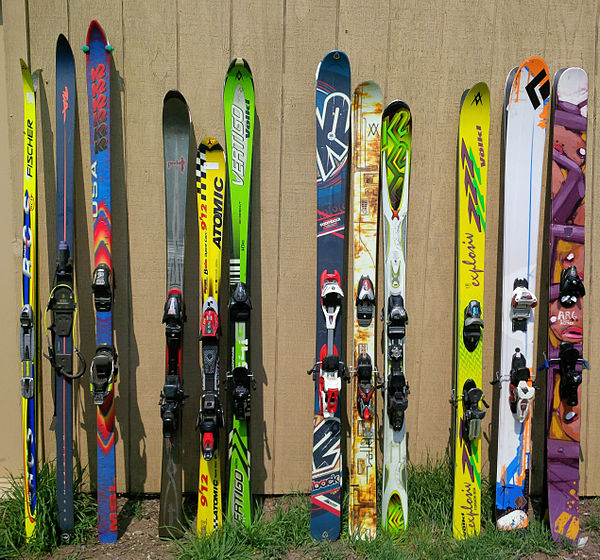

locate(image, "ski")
(158, 90), (191, 538)
(495, 57), (550, 531)
(20, 58), (38, 542)
(545, 67), (588, 545)
(348, 81), (382, 540)
(309, 50), (350, 541)
(82, 20), (118, 543)
(223, 58), (255, 526)
(45, 34), (85, 544)
(452, 83), (490, 539)
(196, 138), (225, 535)
(381, 100), (411, 534)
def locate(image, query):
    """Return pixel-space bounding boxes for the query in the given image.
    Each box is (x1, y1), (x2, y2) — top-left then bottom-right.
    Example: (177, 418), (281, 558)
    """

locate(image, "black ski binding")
(356, 275), (375, 327)
(463, 300), (483, 352)
(386, 371), (409, 431)
(462, 379), (487, 440)
(356, 352), (375, 420)
(228, 367), (255, 420)
(559, 341), (582, 408)
(508, 348), (534, 422)
(385, 293), (409, 430)
(20, 304), (34, 398)
(92, 263), (113, 312)
(230, 281), (252, 322)
(159, 374), (185, 438)
(196, 390), (223, 460)
(559, 265), (585, 307)
(511, 278), (537, 332)
(90, 344), (118, 405)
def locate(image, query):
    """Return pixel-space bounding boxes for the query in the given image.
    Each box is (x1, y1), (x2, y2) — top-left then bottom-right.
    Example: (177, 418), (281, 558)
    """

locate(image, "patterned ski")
(223, 58), (255, 526)
(196, 138), (225, 535)
(19, 58), (38, 542)
(158, 90), (191, 538)
(381, 101), (411, 534)
(495, 57), (550, 531)
(545, 67), (588, 545)
(83, 19), (118, 543)
(348, 81), (382, 539)
(309, 50), (350, 541)
(452, 83), (490, 539)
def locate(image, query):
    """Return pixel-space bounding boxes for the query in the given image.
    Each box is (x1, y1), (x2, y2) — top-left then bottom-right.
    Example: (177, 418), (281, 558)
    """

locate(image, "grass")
(0, 461), (96, 558)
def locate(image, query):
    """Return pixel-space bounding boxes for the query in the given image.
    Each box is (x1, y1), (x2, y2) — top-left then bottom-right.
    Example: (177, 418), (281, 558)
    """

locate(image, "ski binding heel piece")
(462, 379), (486, 440)
(508, 348), (533, 422)
(356, 275), (375, 327)
(511, 278), (537, 332)
(463, 300), (483, 351)
(92, 263), (113, 312)
(159, 374), (185, 438)
(90, 343), (117, 405)
(228, 366), (255, 420)
(387, 372), (409, 431)
(559, 265), (585, 307)
(356, 352), (375, 420)
(200, 297), (219, 338)
(319, 353), (342, 417)
(230, 282), (252, 322)
(196, 390), (223, 460)
(559, 341), (582, 409)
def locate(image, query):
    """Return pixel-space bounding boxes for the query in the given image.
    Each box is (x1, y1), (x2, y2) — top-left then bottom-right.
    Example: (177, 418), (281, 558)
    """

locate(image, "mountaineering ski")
(495, 57), (550, 531)
(45, 34), (85, 544)
(309, 50), (350, 541)
(545, 67), (588, 545)
(196, 138), (226, 535)
(452, 82), (490, 539)
(158, 90), (191, 538)
(381, 100), (411, 534)
(82, 19), (118, 543)
(348, 81), (382, 540)
(223, 58), (255, 526)
(20, 58), (38, 541)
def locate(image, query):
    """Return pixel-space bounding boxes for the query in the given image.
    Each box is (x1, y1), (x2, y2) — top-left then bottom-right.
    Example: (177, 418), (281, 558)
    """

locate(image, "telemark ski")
(452, 83), (490, 539)
(495, 57), (550, 531)
(348, 81), (382, 540)
(45, 34), (86, 544)
(83, 19), (118, 543)
(309, 50), (350, 541)
(545, 67), (588, 545)
(381, 100), (411, 534)
(224, 58), (255, 526)
(196, 138), (226, 535)
(158, 90), (191, 538)
(20, 58), (38, 541)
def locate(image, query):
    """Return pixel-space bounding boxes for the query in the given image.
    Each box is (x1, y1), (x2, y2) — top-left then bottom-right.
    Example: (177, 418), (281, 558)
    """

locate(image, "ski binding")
(559, 265), (585, 307)
(508, 348), (534, 423)
(511, 278), (537, 332)
(463, 300), (483, 351)
(461, 379), (487, 440)
(386, 293), (409, 431)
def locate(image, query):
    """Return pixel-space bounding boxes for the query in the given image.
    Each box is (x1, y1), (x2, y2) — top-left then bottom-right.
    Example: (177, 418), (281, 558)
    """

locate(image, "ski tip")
(199, 137), (223, 152)
(19, 58), (28, 73)
(86, 19), (108, 47)
(353, 80), (382, 101)
(164, 89), (187, 104)
(383, 99), (411, 119)
(56, 33), (74, 60)
(227, 57), (252, 74)
(317, 50), (350, 78)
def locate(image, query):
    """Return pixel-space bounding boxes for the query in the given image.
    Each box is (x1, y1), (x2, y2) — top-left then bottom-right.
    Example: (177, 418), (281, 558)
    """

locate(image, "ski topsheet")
(546, 67), (588, 545)
(348, 81), (382, 539)
(452, 83), (490, 539)
(381, 100), (411, 534)
(223, 58), (255, 526)
(83, 19), (118, 543)
(196, 138), (225, 536)
(20, 58), (38, 542)
(158, 90), (191, 538)
(47, 34), (85, 544)
(495, 57), (550, 531)
(310, 50), (350, 541)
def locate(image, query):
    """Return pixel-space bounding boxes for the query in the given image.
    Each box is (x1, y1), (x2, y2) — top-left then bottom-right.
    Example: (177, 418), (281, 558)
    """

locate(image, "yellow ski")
(452, 83), (490, 539)
(196, 138), (225, 535)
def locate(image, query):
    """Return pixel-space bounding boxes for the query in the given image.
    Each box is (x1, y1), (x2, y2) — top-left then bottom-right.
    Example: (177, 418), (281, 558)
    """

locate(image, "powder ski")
(381, 100), (411, 534)
(309, 50), (350, 541)
(45, 34), (86, 544)
(196, 138), (226, 535)
(19, 58), (38, 542)
(545, 67), (588, 545)
(495, 57), (550, 531)
(158, 90), (191, 538)
(348, 80), (382, 539)
(452, 82), (490, 539)
(83, 19), (118, 543)
(223, 58), (255, 526)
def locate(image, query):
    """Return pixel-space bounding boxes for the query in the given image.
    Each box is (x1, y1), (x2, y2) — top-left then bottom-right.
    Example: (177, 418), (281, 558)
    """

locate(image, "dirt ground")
(40, 496), (600, 560)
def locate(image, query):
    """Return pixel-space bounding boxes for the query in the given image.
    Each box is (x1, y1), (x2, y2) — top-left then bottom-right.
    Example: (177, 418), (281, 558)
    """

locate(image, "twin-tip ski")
(196, 138), (226, 535)
(495, 57), (550, 531)
(83, 19), (118, 543)
(381, 100), (411, 534)
(309, 50), (350, 541)
(452, 83), (490, 539)
(45, 34), (86, 544)
(224, 58), (255, 526)
(20, 58), (38, 542)
(348, 80), (382, 539)
(158, 90), (191, 538)
(545, 67), (588, 545)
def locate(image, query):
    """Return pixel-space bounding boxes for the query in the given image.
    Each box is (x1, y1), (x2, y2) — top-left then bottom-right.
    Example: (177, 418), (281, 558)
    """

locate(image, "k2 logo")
(316, 92), (350, 182)
(525, 68), (550, 110)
